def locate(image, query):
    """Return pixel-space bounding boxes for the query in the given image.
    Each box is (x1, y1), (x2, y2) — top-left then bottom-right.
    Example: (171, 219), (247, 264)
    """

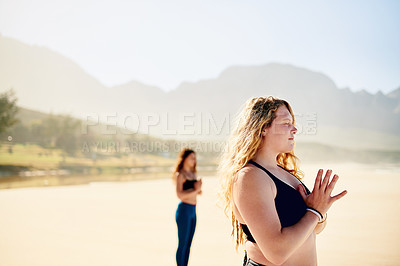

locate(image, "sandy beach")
(0, 162), (399, 266)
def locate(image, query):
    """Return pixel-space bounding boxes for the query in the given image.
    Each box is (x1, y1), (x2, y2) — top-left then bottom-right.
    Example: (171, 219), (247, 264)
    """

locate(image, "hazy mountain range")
(1, 34), (399, 151)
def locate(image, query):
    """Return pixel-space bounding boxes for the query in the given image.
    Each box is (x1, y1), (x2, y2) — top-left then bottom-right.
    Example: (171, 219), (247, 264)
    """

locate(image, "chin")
(285, 145), (294, 153)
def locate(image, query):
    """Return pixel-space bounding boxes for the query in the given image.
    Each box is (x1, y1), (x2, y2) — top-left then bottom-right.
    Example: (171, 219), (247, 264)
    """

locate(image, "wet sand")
(0, 162), (399, 265)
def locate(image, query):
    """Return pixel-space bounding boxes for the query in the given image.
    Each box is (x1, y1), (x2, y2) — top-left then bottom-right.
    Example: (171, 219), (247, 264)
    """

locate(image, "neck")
(253, 146), (279, 170)
(182, 165), (193, 173)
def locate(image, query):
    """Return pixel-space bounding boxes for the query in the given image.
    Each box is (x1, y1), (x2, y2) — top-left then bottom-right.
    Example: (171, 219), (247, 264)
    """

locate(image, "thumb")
(297, 184), (307, 201)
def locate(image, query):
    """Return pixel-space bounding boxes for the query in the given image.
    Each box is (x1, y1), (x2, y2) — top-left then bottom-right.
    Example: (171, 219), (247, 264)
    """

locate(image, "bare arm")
(176, 173), (201, 201)
(234, 168), (346, 265)
(234, 170), (318, 265)
(314, 218), (327, 234)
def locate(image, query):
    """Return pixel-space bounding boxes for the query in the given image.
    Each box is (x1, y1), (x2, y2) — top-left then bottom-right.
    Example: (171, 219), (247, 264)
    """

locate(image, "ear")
(261, 128), (268, 136)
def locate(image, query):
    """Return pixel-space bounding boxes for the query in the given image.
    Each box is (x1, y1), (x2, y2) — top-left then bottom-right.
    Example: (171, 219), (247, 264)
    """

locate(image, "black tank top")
(241, 160), (311, 243)
(182, 179), (197, 190)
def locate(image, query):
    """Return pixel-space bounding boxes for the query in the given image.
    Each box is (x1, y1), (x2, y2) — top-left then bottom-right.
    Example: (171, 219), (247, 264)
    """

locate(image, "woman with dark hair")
(219, 96), (347, 265)
(172, 148), (202, 266)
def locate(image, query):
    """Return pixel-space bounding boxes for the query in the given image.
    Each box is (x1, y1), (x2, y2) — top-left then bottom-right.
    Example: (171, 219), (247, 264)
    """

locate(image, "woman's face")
(262, 105), (297, 154)
(184, 152), (196, 169)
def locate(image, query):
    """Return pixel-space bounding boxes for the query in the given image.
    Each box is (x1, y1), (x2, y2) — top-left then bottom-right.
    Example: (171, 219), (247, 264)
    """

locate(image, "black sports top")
(241, 160), (311, 243)
(182, 179), (197, 190)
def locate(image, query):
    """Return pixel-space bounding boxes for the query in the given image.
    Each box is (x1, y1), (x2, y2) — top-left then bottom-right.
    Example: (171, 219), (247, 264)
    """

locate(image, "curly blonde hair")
(218, 96), (303, 249)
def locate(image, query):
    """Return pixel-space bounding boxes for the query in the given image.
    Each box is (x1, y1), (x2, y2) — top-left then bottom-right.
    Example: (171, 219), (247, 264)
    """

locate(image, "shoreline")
(1, 161), (399, 190)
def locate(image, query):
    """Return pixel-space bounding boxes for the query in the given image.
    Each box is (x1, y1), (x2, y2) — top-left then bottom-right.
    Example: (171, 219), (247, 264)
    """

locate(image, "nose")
(291, 125), (298, 134)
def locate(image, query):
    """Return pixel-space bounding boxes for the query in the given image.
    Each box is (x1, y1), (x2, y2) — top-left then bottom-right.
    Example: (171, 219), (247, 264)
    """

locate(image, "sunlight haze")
(0, 0), (399, 93)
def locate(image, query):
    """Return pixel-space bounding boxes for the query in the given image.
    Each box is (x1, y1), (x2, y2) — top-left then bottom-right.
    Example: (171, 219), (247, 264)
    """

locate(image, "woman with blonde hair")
(172, 148), (202, 266)
(219, 96), (347, 265)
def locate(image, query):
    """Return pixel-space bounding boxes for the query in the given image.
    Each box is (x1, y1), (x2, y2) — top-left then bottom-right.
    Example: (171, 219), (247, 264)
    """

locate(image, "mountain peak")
(217, 63), (338, 94)
(387, 87), (400, 99)
(112, 80), (164, 93)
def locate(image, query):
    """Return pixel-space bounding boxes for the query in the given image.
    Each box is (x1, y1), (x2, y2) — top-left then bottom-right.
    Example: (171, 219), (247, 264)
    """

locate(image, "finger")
(321, 169), (332, 191)
(313, 169), (323, 192)
(297, 184), (307, 201)
(331, 190), (348, 202)
(326, 174), (339, 194)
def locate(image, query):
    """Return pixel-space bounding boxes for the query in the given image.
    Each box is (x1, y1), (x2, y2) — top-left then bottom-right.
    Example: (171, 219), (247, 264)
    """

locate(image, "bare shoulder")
(176, 172), (185, 184)
(233, 163), (279, 226)
(235, 164), (276, 191)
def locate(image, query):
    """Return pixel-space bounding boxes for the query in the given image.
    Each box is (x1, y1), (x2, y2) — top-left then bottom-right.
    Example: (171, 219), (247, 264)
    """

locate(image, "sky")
(0, 0), (399, 94)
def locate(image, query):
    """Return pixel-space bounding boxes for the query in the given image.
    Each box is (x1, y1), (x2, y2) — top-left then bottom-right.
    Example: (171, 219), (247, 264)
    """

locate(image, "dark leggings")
(175, 202), (196, 266)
